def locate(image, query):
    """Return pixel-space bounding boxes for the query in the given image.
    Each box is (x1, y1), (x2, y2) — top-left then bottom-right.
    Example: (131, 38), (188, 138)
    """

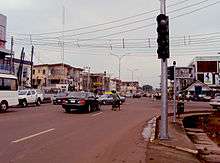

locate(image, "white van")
(0, 73), (18, 112)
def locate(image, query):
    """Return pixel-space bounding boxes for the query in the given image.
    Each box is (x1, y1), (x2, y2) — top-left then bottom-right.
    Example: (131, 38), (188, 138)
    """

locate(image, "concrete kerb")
(142, 116), (158, 142)
(142, 110), (214, 155)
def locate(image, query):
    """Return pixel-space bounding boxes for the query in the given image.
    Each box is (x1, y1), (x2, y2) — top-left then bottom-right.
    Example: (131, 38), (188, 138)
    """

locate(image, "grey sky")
(1, 0), (220, 87)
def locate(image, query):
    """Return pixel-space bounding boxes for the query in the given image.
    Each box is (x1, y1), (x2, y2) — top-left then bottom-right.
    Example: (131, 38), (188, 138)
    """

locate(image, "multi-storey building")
(32, 63), (83, 90)
(120, 81), (139, 94)
(109, 78), (121, 92)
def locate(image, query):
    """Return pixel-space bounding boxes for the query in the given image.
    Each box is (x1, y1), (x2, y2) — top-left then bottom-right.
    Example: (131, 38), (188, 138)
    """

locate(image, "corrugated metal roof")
(193, 56), (220, 62)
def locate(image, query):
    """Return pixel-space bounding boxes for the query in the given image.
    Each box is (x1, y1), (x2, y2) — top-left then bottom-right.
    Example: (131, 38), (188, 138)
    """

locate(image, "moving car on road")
(98, 94), (125, 105)
(62, 92), (100, 113)
(52, 92), (69, 105)
(133, 93), (142, 98)
(18, 89), (43, 107)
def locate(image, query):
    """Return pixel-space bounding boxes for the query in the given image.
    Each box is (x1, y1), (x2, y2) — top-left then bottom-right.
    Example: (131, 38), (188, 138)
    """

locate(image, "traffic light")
(167, 66), (174, 80)
(156, 14), (169, 60)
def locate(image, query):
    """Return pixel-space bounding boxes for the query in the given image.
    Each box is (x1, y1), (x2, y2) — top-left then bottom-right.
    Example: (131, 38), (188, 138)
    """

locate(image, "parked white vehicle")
(18, 89), (44, 107)
(0, 73), (19, 112)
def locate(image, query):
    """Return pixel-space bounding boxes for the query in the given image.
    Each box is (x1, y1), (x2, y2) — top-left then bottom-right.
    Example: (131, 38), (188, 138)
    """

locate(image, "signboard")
(176, 67), (193, 79)
(215, 74), (220, 85)
(204, 72), (213, 85)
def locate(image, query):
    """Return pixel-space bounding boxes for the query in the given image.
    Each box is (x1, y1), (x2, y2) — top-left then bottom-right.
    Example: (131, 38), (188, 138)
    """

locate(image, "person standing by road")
(111, 90), (121, 111)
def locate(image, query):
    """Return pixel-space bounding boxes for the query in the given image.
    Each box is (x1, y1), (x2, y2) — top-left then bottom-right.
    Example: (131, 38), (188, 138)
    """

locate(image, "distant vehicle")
(62, 92), (100, 113)
(18, 89), (43, 107)
(98, 94), (125, 105)
(133, 93), (141, 98)
(52, 92), (69, 105)
(0, 73), (19, 112)
(209, 95), (220, 110)
(98, 94), (113, 105)
(125, 92), (133, 98)
(119, 95), (126, 103)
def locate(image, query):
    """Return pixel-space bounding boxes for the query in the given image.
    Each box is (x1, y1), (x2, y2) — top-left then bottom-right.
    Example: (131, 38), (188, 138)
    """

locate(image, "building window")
(33, 69), (35, 75)
(38, 69), (40, 73)
(43, 69), (46, 74)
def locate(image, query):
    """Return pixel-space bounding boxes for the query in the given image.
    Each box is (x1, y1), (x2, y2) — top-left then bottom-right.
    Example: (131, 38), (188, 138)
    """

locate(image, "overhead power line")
(9, 0), (191, 36)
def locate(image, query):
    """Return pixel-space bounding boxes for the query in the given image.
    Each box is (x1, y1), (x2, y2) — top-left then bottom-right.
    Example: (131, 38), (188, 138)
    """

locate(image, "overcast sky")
(1, 0), (220, 87)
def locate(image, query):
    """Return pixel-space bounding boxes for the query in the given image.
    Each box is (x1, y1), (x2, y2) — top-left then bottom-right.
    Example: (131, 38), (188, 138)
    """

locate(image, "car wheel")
(22, 99), (28, 107)
(0, 101), (8, 112)
(65, 108), (71, 113)
(102, 101), (106, 105)
(36, 98), (41, 106)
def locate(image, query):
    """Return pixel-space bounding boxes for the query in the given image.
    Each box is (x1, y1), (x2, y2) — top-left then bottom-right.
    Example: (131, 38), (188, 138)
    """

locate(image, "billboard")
(176, 67), (193, 79)
(204, 72), (213, 85)
(197, 61), (217, 72)
(215, 74), (219, 85)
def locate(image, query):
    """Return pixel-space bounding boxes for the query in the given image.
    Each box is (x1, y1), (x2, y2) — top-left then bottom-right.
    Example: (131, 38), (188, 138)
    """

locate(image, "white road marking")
(12, 128), (55, 143)
(91, 112), (103, 117)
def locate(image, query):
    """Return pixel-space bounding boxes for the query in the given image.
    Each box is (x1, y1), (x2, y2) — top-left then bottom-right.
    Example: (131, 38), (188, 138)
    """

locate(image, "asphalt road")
(0, 98), (211, 163)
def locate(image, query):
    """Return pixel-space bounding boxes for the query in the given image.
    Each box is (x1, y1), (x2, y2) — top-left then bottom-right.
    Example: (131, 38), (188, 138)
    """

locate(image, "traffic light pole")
(159, 0), (169, 139)
(173, 61), (177, 123)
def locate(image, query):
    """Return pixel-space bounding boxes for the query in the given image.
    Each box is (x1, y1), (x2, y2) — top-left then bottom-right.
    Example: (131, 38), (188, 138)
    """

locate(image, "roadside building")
(189, 56), (220, 91)
(0, 14), (12, 74)
(120, 81), (139, 95)
(32, 63), (83, 90)
(109, 78), (121, 92)
(90, 73), (110, 93)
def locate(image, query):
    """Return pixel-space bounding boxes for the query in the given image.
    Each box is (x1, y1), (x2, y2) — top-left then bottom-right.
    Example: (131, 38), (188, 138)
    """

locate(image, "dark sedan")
(52, 92), (69, 105)
(62, 92), (100, 113)
(98, 94), (126, 105)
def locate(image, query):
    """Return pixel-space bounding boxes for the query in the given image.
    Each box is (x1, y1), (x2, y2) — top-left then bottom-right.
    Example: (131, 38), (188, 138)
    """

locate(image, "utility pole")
(10, 36), (14, 73)
(159, 0), (169, 139)
(102, 71), (106, 92)
(173, 61), (177, 123)
(110, 52), (127, 80)
(30, 46), (34, 88)
(84, 66), (90, 92)
(128, 68), (139, 81)
(61, 6), (65, 84)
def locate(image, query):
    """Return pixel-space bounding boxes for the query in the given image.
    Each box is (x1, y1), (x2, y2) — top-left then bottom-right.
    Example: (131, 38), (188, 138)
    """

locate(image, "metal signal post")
(158, 0), (169, 139)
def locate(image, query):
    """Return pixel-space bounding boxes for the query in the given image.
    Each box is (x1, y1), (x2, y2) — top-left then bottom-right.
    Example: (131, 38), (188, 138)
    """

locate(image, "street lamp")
(127, 68), (139, 81)
(110, 52), (131, 80)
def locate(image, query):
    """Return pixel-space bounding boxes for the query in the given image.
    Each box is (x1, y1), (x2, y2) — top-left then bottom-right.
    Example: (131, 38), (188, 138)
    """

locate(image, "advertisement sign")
(204, 73), (213, 85)
(215, 74), (220, 85)
(176, 67), (193, 79)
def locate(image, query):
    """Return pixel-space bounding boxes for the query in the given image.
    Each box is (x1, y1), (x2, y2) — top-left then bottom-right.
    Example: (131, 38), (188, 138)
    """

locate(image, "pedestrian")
(111, 90), (121, 111)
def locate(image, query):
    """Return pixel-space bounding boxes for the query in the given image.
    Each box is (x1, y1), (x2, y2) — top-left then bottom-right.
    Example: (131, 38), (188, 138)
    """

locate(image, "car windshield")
(55, 92), (67, 97)
(18, 90), (27, 95)
(68, 92), (87, 98)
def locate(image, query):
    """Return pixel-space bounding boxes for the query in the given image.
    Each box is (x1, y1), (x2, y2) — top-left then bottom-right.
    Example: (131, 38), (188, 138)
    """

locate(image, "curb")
(142, 116), (158, 142)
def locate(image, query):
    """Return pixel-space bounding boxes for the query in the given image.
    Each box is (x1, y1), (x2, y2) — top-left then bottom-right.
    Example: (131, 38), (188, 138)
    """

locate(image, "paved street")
(0, 98), (211, 163)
